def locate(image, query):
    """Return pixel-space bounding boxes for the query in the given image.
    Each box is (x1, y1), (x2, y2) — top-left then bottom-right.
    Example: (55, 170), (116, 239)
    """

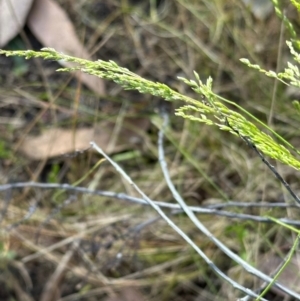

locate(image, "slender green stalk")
(256, 217), (300, 300)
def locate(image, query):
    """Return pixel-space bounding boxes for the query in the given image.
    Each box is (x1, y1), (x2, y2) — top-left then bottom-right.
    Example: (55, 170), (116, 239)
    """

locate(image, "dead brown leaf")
(27, 0), (105, 95)
(19, 118), (149, 160)
(0, 0), (34, 47)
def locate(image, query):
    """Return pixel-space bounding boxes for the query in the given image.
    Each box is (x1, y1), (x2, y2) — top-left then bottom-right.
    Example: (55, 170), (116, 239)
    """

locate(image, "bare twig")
(158, 112), (300, 300)
(1, 182), (300, 226)
(90, 141), (268, 300)
(6, 201), (39, 231)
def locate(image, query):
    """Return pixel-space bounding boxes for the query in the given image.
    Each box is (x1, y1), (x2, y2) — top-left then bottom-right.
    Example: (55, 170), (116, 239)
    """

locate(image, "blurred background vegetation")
(0, 0), (300, 300)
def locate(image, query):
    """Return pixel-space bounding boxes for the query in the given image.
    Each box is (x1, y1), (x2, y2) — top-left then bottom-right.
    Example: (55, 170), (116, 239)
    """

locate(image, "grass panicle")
(1, 46), (300, 172)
